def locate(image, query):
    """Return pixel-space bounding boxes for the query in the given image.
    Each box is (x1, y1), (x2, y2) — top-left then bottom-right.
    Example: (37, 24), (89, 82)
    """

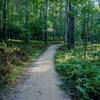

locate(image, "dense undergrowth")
(55, 44), (100, 100)
(0, 40), (46, 90)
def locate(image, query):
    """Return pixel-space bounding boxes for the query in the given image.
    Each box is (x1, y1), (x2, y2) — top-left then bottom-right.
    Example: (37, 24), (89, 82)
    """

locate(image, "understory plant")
(55, 45), (100, 100)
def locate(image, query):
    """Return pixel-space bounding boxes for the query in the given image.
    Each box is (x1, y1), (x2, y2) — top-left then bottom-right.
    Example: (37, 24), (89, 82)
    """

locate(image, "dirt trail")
(5, 45), (71, 100)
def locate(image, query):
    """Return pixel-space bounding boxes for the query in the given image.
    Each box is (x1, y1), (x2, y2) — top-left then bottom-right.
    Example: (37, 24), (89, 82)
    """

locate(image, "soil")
(1, 45), (71, 100)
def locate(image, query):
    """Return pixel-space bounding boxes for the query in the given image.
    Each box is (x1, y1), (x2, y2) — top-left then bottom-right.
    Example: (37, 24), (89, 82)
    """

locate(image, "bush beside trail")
(55, 45), (100, 100)
(0, 41), (46, 87)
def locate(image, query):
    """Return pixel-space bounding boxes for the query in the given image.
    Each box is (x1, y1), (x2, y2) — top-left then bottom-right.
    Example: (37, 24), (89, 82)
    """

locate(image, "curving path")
(5, 45), (71, 100)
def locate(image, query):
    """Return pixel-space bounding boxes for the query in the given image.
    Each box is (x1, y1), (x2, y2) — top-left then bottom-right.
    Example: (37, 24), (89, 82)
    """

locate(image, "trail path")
(5, 45), (71, 100)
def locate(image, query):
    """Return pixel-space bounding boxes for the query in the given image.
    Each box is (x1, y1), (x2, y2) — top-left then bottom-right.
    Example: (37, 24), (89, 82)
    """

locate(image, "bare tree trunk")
(44, 0), (48, 45)
(64, 1), (68, 44)
(55, 0), (58, 38)
(90, 14), (93, 45)
(3, 0), (7, 40)
(25, 0), (29, 42)
(83, 12), (87, 59)
(67, 0), (75, 49)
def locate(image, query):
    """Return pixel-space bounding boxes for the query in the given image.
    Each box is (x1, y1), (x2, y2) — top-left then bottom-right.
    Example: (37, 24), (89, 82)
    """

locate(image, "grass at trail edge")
(0, 41), (47, 91)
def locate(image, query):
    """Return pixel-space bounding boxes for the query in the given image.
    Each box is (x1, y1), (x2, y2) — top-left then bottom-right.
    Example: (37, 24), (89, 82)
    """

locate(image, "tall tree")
(44, 0), (48, 45)
(67, 0), (75, 49)
(2, 0), (7, 40)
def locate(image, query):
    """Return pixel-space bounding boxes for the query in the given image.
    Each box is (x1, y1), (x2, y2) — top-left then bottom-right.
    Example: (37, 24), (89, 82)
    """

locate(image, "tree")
(67, 0), (75, 49)
(44, 0), (48, 45)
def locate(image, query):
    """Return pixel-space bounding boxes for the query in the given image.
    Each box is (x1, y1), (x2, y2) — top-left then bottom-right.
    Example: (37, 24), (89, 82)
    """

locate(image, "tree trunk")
(3, 0), (7, 40)
(64, 1), (67, 44)
(44, 0), (48, 45)
(82, 12), (87, 59)
(67, 0), (75, 49)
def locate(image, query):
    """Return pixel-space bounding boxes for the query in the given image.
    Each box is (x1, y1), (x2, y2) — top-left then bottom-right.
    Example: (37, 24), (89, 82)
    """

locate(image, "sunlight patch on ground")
(29, 60), (51, 73)
(35, 60), (51, 64)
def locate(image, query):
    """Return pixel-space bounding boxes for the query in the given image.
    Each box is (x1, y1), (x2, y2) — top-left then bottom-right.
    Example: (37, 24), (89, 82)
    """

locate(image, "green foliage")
(0, 52), (14, 84)
(55, 45), (100, 100)
(29, 21), (44, 40)
(7, 24), (22, 39)
(58, 45), (68, 51)
(0, 41), (46, 86)
(0, 24), (22, 41)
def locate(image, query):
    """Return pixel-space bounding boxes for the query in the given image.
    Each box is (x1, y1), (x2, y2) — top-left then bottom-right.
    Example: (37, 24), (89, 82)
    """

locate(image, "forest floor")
(2, 45), (71, 100)
(55, 44), (100, 100)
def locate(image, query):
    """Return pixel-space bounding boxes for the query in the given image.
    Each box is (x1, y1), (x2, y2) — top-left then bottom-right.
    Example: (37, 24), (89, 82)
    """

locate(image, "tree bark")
(44, 0), (48, 45)
(3, 0), (7, 40)
(64, 1), (68, 44)
(67, 0), (75, 49)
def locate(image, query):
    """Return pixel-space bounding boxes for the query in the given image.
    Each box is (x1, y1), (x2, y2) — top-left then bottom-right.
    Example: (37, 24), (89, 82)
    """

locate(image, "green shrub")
(0, 24), (22, 41)
(0, 41), (46, 86)
(59, 45), (68, 51)
(55, 45), (100, 100)
(56, 57), (100, 100)
(0, 52), (14, 84)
